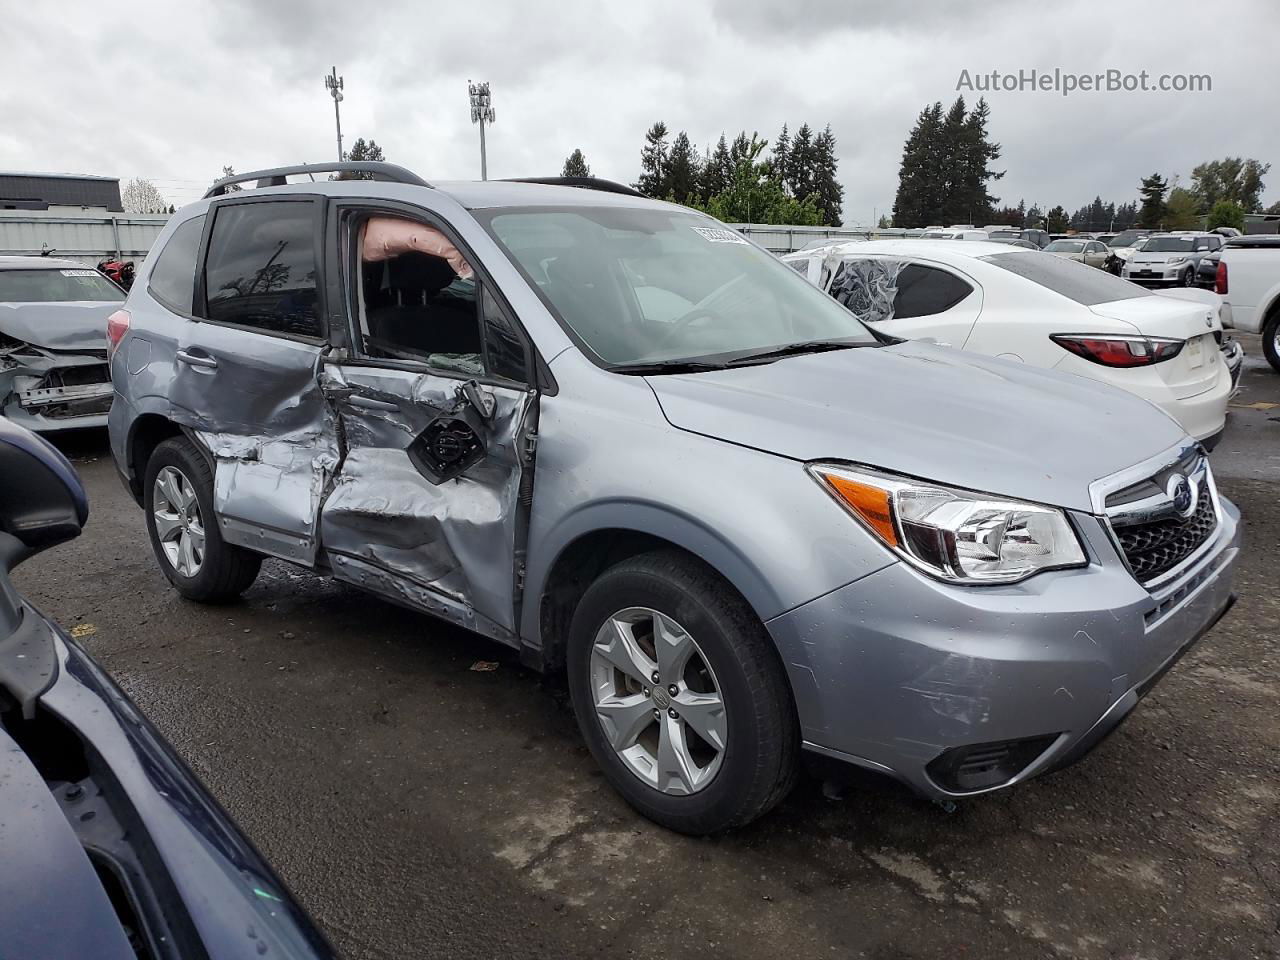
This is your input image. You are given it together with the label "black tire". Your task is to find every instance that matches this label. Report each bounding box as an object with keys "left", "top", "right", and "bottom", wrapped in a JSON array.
[
  {"left": 143, "top": 436, "right": 262, "bottom": 602},
  {"left": 566, "top": 550, "right": 798, "bottom": 834},
  {"left": 1263, "top": 312, "right": 1280, "bottom": 375},
  {"left": 1182, "top": 267, "right": 1196, "bottom": 287}
]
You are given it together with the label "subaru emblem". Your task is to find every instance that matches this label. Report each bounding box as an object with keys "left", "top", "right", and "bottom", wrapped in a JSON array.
[{"left": 1167, "top": 474, "right": 1195, "bottom": 517}]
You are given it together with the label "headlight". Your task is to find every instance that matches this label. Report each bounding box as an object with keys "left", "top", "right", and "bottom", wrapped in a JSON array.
[
  {"left": 808, "top": 464, "right": 1087, "bottom": 584},
  {"left": 1167, "top": 255, "right": 1187, "bottom": 264}
]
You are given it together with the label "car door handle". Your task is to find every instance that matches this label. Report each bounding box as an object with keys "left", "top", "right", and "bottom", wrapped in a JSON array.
[
  {"left": 347, "top": 394, "right": 400, "bottom": 412},
  {"left": 176, "top": 349, "right": 218, "bottom": 369}
]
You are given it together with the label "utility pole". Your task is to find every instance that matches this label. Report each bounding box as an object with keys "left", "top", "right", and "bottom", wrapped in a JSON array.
[
  {"left": 468, "top": 81, "right": 496, "bottom": 180},
  {"left": 324, "top": 66, "right": 345, "bottom": 161}
]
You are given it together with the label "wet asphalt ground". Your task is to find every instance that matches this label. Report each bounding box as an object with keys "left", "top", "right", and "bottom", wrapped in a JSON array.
[{"left": 15, "top": 333, "right": 1280, "bottom": 959}]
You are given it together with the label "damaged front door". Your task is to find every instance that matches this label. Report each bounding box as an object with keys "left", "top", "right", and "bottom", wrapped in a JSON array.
[{"left": 319, "top": 210, "right": 537, "bottom": 642}]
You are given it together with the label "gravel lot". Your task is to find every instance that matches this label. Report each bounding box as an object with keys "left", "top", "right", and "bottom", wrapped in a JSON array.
[{"left": 17, "top": 333, "right": 1280, "bottom": 960}]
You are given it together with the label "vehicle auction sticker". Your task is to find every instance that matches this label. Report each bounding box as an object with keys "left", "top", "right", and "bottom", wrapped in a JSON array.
[
  {"left": 690, "top": 226, "right": 747, "bottom": 244},
  {"left": 60, "top": 269, "right": 100, "bottom": 277}
]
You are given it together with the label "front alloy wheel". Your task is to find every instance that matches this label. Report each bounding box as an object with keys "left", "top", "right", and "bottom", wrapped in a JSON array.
[
  {"left": 153, "top": 465, "right": 204, "bottom": 577},
  {"left": 589, "top": 607, "right": 726, "bottom": 795}
]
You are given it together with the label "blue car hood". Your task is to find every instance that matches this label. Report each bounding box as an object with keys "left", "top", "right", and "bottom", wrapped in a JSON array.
[{"left": 646, "top": 340, "right": 1188, "bottom": 512}]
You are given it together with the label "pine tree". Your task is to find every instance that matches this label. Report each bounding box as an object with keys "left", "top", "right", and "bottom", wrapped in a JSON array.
[
  {"left": 561, "top": 149, "right": 591, "bottom": 178},
  {"left": 635, "top": 122, "right": 670, "bottom": 197},
  {"left": 700, "top": 134, "right": 733, "bottom": 202},
  {"left": 1138, "top": 173, "right": 1169, "bottom": 228},
  {"left": 666, "top": 131, "right": 700, "bottom": 204},
  {"left": 811, "top": 125, "right": 844, "bottom": 226},
  {"left": 339, "top": 138, "right": 385, "bottom": 179},
  {"left": 787, "top": 123, "right": 816, "bottom": 203},
  {"left": 938, "top": 97, "right": 970, "bottom": 224},
  {"left": 770, "top": 124, "right": 791, "bottom": 184},
  {"left": 1046, "top": 205, "right": 1069, "bottom": 233},
  {"left": 893, "top": 102, "right": 945, "bottom": 227},
  {"left": 951, "top": 97, "right": 1002, "bottom": 224}
]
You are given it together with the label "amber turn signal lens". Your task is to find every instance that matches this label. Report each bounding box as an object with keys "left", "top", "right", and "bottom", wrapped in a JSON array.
[{"left": 819, "top": 471, "right": 899, "bottom": 547}]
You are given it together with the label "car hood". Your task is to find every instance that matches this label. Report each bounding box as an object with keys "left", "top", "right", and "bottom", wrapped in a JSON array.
[
  {"left": 646, "top": 341, "right": 1187, "bottom": 512},
  {"left": 0, "top": 302, "right": 114, "bottom": 351},
  {"left": 1048, "top": 251, "right": 1084, "bottom": 260}
]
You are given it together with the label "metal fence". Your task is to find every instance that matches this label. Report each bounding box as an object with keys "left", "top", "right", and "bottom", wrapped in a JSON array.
[
  {"left": 0, "top": 210, "right": 170, "bottom": 266},
  {"left": 730, "top": 223, "right": 920, "bottom": 253}
]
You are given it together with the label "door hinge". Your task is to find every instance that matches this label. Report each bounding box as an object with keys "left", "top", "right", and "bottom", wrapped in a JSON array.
[{"left": 522, "top": 430, "right": 538, "bottom": 462}]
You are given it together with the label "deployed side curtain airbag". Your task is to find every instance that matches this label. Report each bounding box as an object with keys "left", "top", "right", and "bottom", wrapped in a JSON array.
[{"left": 363, "top": 216, "right": 474, "bottom": 279}]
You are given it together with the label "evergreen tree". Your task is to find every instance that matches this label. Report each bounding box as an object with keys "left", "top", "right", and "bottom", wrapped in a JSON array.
[
  {"left": 786, "top": 123, "right": 816, "bottom": 203},
  {"left": 893, "top": 98, "right": 1001, "bottom": 227},
  {"left": 1087, "top": 196, "right": 1106, "bottom": 231},
  {"left": 338, "top": 138, "right": 385, "bottom": 179},
  {"left": 1114, "top": 201, "right": 1138, "bottom": 230},
  {"left": 770, "top": 123, "right": 791, "bottom": 184},
  {"left": 666, "top": 131, "right": 700, "bottom": 205},
  {"left": 892, "top": 101, "right": 945, "bottom": 227},
  {"left": 811, "top": 124, "right": 844, "bottom": 226},
  {"left": 1046, "top": 206, "right": 1069, "bottom": 233},
  {"left": 700, "top": 134, "right": 733, "bottom": 202},
  {"left": 690, "top": 135, "right": 822, "bottom": 226},
  {"left": 635, "top": 122, "right": 671, "bottom": 197},
  {"left": 1137, "top": 173, "right": 1169, "bottom": 228},
  {"left": 561, "top": 149, "right": 591, "bottom": 178}
]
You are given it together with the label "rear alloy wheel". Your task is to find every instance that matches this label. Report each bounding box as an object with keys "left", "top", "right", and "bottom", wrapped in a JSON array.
[
  {"left": 144, "top": 437, "right": 262, "bottom": 602},
  {"left": 567, "top": 550, "right": 798, "bottom": 834},
  {"left": 153, "top": 466, "right": 205, "bottom": 577}
]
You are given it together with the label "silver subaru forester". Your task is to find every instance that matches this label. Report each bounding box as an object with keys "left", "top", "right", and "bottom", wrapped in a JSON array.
[{"left": 107, "top": 162, "right": 1239, "bottom": 833}]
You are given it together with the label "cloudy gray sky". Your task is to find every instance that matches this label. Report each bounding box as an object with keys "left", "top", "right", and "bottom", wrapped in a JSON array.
[{"left": 4, "top": 0, "right": 1277, "bottom": 222}]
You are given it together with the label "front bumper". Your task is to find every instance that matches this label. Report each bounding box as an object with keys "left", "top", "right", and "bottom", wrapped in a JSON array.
[
  {"left": 768, "top": 495, "right": 1240, "bottom": 803},
  {"left": 1124, "top": 263, "right": 1193, "bottom": 284},
  {"left": 1, "top": 352, "right": 112, "bottom": 432}
]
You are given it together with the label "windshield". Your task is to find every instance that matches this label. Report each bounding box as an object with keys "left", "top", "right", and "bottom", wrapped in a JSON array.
[
  {"left": 0, "top": 267, "right": 124, "bottom": 303},
  {"left": 1142, "top": 237, "right": 1195, "bottom": 253},
  {"left": 1045, "top": 240, "right": 1085, "bottom": 253},
  {"left": 1109, "top": 230, "right": 1146, "bottom": 248},
  {"left": 481, "top": 207, "right": 877, "bottom": 367}
]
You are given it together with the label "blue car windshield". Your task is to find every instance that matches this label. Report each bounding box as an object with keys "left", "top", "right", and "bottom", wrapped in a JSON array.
[{"left": 481, "top": 207, "right": 876, "bottom": 366}]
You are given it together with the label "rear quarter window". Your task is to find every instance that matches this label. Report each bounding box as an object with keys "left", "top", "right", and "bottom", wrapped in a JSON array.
[
  {"left": 147, "top": 215, "right": 206, "bottom": 314},
  {"left": 979, "top": 251, "right": 1152, "bottom": 305}
]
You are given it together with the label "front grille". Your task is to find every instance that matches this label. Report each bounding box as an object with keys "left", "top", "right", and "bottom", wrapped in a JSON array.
[{"left": 1115, "top": 492, "right": 1217, "bottom": 584}]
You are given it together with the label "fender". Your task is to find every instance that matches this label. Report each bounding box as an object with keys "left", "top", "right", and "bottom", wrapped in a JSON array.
[{"left": 522, "top": 500, "right": 786, "bottom": 646}]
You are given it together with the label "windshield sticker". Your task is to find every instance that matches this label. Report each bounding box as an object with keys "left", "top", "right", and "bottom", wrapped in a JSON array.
[
  {"left": 690, "top": 226, "right": 747, "bottom": 245},
  {"left": 59, "top": 269, "right": 100, "bottom": 277}
]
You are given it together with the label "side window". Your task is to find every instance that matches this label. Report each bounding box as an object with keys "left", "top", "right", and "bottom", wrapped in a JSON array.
[
  {"left": 204, "top": 201, "right": 321, "bottom": 338},
  {"left": 828, "top": 258, "right": 901, "bottom": 323},
  {"left": 1208, "top": 236, "right": 1222, "bottom": 251},
  {"left": 148, "top": 214, "right": 206, "bottom": 314},
  {"left": 892, "top": 264, "right": 974, "bottom": 319},
  {"left": 356, "top": 215, "right": 490, "bottom": 379},
  {"left": 481, "top": 286, "right": 529, "bottom": 383}
]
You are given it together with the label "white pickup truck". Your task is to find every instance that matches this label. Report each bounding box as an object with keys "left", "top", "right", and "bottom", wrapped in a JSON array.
[{"left": 1217, "top": 235, "right": 1280, "bottom": 371}]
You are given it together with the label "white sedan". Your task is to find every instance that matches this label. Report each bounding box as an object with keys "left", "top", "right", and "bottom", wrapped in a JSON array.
[{"left": 781, "top": 240, "right": 1233, "bottom": 446}]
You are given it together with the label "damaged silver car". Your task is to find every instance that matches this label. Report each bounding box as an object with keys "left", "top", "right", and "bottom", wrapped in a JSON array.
[
  {"left": 109, "top": 163, "right": 1239, "bottom": 834},
  {"left": 1, "top": 256, "right": 121, "bottom": 430}
]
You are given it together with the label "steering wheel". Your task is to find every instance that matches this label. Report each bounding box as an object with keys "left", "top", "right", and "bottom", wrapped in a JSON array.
[{"left": 650, "top": 306, "right": 723, "bottom": 353}]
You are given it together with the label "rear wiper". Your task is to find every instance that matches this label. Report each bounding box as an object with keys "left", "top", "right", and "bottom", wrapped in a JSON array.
[
  {"left": 609, "top": 360, "right": 730, "bottom": 376},
  {"left": 724, "top": 339, "right": 868, "bottom": 366}
]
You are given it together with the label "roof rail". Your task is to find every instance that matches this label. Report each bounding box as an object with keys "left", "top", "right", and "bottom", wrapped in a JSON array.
[
  {"left": 204, "top": 162, "right": 431, "bottom": 198},
  {"left": 501, "top": 176, "right": 647, "bottom": 199}
]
